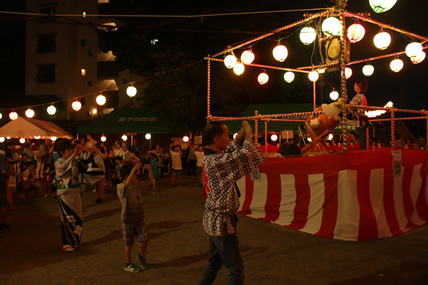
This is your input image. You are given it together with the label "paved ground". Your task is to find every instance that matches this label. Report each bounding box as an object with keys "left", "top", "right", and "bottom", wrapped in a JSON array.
[{"left": 1, "top": 173, "right": 428, "bottom": 285}]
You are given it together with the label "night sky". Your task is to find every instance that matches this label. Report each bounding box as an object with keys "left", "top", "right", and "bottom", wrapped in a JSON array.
[{"left": 0, "top": 0, "right": 427, "bottom": 112}]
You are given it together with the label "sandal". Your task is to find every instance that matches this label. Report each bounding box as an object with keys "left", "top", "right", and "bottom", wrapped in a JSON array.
[{"left": 62, "top": 245, "right": 75, "bottom": 252}]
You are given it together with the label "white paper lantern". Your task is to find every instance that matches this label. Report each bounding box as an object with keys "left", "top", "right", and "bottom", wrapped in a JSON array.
[
  {"left": 308, "top": 71, "right": 319, "bottom": 82},
  {"left": 126, "top": 86, "right": 137, "bottom": 97},
  {"left": 0, "top": 113, "right": 2, "bottom": 119},
  {"left": 322, "top": 17, "right": 342, "bottom": 37},
  {"left": 299, "top": 27, "right": 316, "bottom": 45},
  {"left": 411, "top": 51, "right": 426, "bottom": 64},
  {"left": 240, "top": 50, "right": 255, "bottom": 65},
  {"left": 145, "top": 133, "right": 151, "bottom": 140},
  {"left": 273, "top": 45, "right": 288, "bottom": 62},
  {"left": 373, "top": 31, "right": 391, "bottom": 50},
  {"left": 19, "top": 138, "right": 26, "bottom": 144},
  {"left": 344, "top": 67, "right": 352, "bottom": 79},
  {"left": 0, "top": 137, "right": 5, "bottom": 143},
  {"left": 25, "top": 109, "right": 35, "bottom": 118},
  {"left": 96, "top": 94, "right": 106, "bottom": 106},
  {"left": 369, "top": 0, "right": 397, "bottom": 13},
  {"left": 257, "top": 72, "right": 269, "bottom": 85},
  {"left": 347, "top": 23, "right": 365, "bottom": 43},
  {"left": 183, "top": 135, "right": 189, "bottom": 142},
  {"left": 224, "top": 54, "right": 237, "bottom": 69},
  {"left": 47, "top": 105, "right": 56, "bottom": 115},
  {"left": 233, "top": 62, "right": 245, "bottom": 75},
  {"left": 72, "top": 100, "right": 82, "bottom": 111},
  {"left": 101, "top": 135, "right": 107, "bottom": 142},
  {"left": 330, "top": 91, "right": 339, "bottom": 100},
  {"left": 9, "top": 111, "right": 18, "bottom": 120},
  {"left": 121, "top": 134, "right": 128, "bottom": 141},
  {"left": 405, "top": 42, "right": 423, "bottom": 58},
  {"left": 271, "top": 134, "right": 278, "bottom": 142},
  {"left": 283, "top": 71, "right": 295, "bottom": 83},
  {"left": 362, "top": 64, "right": 375, "bottom": 76},
  {"left": 390, "top": 58, "right": 403, "bottom": 72},
  {"left": 51, "top": 136, "right": 57, "bottom": 141}
]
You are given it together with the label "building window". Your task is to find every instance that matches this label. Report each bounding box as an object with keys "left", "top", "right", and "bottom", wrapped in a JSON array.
[
  {"left": 36, "top": 65, "right": 55, "bottom": 83},
  {"left": 38, "top": 7, "right": 57, "bottom": 23},
  {"left": 81, "top": 69, "right": 86, "bottom": 76},
  {"left": 37, "top": 35, "right": 56, "bottom": 53}
]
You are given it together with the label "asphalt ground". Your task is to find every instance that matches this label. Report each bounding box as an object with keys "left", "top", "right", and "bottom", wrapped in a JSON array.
[{"left": 1, "top": 172, "right": 428, "bottom": 285}]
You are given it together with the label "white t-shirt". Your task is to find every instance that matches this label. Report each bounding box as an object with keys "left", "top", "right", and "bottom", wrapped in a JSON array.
[
  {"left": 195, "top": 151, "right": 204, "bottom": 167},
  {"left": 170, "top": 150, "right": 182, "bottom": 170}
]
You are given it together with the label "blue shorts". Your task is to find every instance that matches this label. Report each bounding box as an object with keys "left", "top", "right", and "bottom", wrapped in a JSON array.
[
  {"left": 171, "top": 169, "right": 182, "bottom": 174},
  {"left": 121, "top": 220, "right": 149, "bottom": 245}
]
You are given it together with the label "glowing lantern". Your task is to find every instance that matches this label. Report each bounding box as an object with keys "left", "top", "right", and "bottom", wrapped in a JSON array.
[
  {"left": 35, "top": 136, "right": 40, "bottom": 139},
  {"left": 126, "top": 86, "right": 137, "bottom": 97},
  {"left": 373, "top": 31, "right": 391, "bottom": 50},
  {"left": 344, "top": 67, "right": 352, "bottom": 79},
  {"left": 321, "top": 17, "right": 342, "bottom": 37},
  {"left": 19, "top": 138, "right": 25, "bottom": 144},
  {"left": 299, "top": 27, "right": 316, "bottom": 45},
  {"left": 145, "top": 133, "right": 151, "bottom": 140},
  {"left": 224, "top": 54, "right": 237, "bottom": 69},
  {"left": 233, "top": 62, "right": 245, "bottom": 75},
  {"left": 271, "top": 134, "right": 278, "bottom": 142},
  {"left": 9, "top": 111, "right": 18, "bottom": 120},
  {"left": 307, "top": 137, "right": 312, "bottom": 142},
  {"left": 308, "top": 71, "right": 319, "bottom": 82},
  {"left": 411, "top": 52, "right": 426, "bottom": 64},
  {"left": 233, "top": 133, "right": 238, "bottom": 139},
  {"left": 385, "top": 101, "right": 393, "bottom": 108},
  {"left": 240, "top": 50, "right": 255, "bottom": 65},
  {"left": 369, "top": 0, "right": 397, "bottom": 13},
  {"left": 183, "top": 135, "right": 189, "bottom": 142},
  {"left": 25, "top": 109, "right": 35, "bottom": 118},
  {"left": 284, "top": 71, "right": 295, "bottom": 83},
  {"left": 121, "top": 134, "right": 128, "bottom": 141},
  {"left": 318, "top": 68, "right": 326, "bottom": 74},
  {"left": 390, "top": 58, "right": 403, "bottom": 72},
  {"left": 362, "top": 64, "right": 375, "bottom": 76},
  {"left": 405, "top": 42, "right": 423, "bottom": 58},
  {"left": 96, "top": 94, "right": 106, "bottom": 105},
  {"left": 51, "top": 136, "right": 57, "bottom": 141},
  {"left": 47, "top": 105, "right": 56, "bottom": 115},
  {"left": 347, "top": 23, "right": 365, "bottom": 43},
  {"left": 257, "top": 72, "right": 269, "bottom": 85},
  {"left": 328, "top": 133, "right": 333, "bottom": 140},
  {"left": 0, "top": 113, "right": 2, "bottom": 119},
  {"left": 72, "top": 100, "right": 82, "bottom": 111},
  {"left": 0, "top": 137, "right": 4, "bottom": 143},
  {"left": 273, "top": 44, "right": 288, "bottom": 62},
  {"left": 330, "top": 90, "right": 339, "bottom": 100},
  {"left": 101, "top": 135, "right": 107, "bottom": 142}
]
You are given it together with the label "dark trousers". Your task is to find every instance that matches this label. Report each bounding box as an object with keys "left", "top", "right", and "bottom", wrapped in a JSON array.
[
  {"left": 357, "top": 127, "right": 367, "bottom": 150},
  {"left": 199, "top": 233, "right": 244, "bottom": 285},
  {"left": 187, "top": 159, "right": 197, "bottom": 175}
]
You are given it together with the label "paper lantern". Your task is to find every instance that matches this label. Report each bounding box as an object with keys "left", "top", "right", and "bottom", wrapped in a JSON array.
[
  {"left": 347, "top": 23, "right": 365, "bottom": 43},
  {"left": 344, "top": 67, "right": 352, "bottom": 79},
  {"left": 240, "top": 50, "right": 255, "bottom": 65},
  {"left": 362, "top": 64, "right": 375, "bottom": 76},
  {"left": 373, "top": 31, "right": 391, "bottom": 50},
  {"left": 0, "top": 137, "right": 4, "bottom": 143},
  {"left": 233, "top": 133, "right": 238, "bottom": 139},
  {"left": 322, "top": 17, "right": 342, "bottom": 37},
  {"left": 25, "top": 109, "right": 35, "bottom": 118},
  {"left": 126, "top": 86, "right": 137, "bottom": 97},
  {"left": 390, "top": 58, "right": 403, "bottom": 72},
  {"left": 330, "top": 90, "right": 339, "bottom": 100},
  {"left": 9, "top": 111, "right": 18, "bottom": 120},
  {"left": 72, "top": 100, "right": 82, "bottom": 111},
  {"left": 273, "top": 45, "right": 288, "bottom": 62},
  {"left": 405, "top": 42, "right": 423, "bottom": 58},
  {"left": 299, "top": 27, "right": 316, "bottom": 45},
  {"left": 0, "top": 113, "right": 2, "bottom": 119},
  {"left": 369, "top": 0, "right": 397, "bottom": 13},
  {"left": 47, "top": 105, "right": 56, "bottom": 115},
  {"left": 19, "top": 138, "right": 26, "bottom": 144},
  {"left": 121, "top": 134, "right": 128, "bottom": 141},
  {"left": 257, "top": 72, "right": 269, "bottom": 85},
  {"left": 51, "top": 136, "right": 57, "bottom": 141},
  {"left": 145, "top": 133, "right": 151, "bottom": 140},
  {"left": 233, "top": 62, "right": 245, "bottom": 75},
  {"left": 411, "top": 52, "right": 426, "bottom": 64},
  {"left": 308, "top": 71, "right": 319, "bottom": 82},
  {"left": 224, "top": 54, "right": 237, "bottom": 69},
  {"left": 96, "top": 94, "right": 106, "bottom": 105},
  {"left": 283, "top": 71, "right": 295, "bottom": 83},
  {"left": 271, "top": 134, "right": 278, "bottom": 142},
  {"left": 101, "top": 135, "right": 107, "bottom": 142},
  {"left": 183, "top": 135, "right": 189, "bottom": 142}
]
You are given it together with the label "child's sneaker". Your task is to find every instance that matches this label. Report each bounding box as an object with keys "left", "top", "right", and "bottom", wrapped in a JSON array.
[
  {"left": 124, "top": 263, "right": 142, "bottom": 273},
  {"left": 136, "top": 254, "right": 148, "bottom": 270}
]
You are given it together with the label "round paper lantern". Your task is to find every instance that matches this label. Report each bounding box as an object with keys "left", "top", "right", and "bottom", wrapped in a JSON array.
[
  {"left": 233, "top": 133, "right": 238, "bottom": 139},
  {"left": 257, "top": 72, "right": 269, "bottom": 85},
  {"left": 385, "top": 101, "right": 393, "bottom": 108},
  {"left": 405, "top": 42, "right": 423, "bottom": 58},
  {"left": 240, "top": 50, "right": 255, "bottom": 65},
  {"left": 344, "top": 67, "right": 352, "bottom": 79},
  {"left": 126, "top": 86, "right": 137, "bottom": 97},
  {"left": 369, "top": 0, "right": 397, "bottom": 13},
  {"left": 373, "top": 31, "right": 391, "bottom": 50},
  {"left": 347, "top": 23, "right": 365, "bottom": 43},
  {"left": 224, "top": 54, "right": 237, "bottom": 69},
  {"left": 299, "top": 26, "right": 316, "bottom": 45},
  {"left": 0, "top": 137, "right": 5, "bottom": 143},
  {"left": 183, "top": 135, "right": 189, "bottom": 142},
  {"left": 390, "top": 58, "right": 403, "bottom": 72},
  {"left": 25, "top": 108, "right": 35, "bottom": 118},
  {"left": 19, "top": 138, "right": 26, "bottom": 144},
  {"left": 47, "top": 105, "right": 56, "bottom": 115},
  {"left": 362, "top": 64, "right": 375, "bottom": 76},
  {"left": 233, "top": 62, "right": 245, "bottom": 75},
  {"left": 322, "top": 17, "right": 342, "bottom": 37},
  {"left": 9, "top": 111, "right": 18, "bottom": 120},
  {"left": 271, "top": 134, "right": 278, "bottom": 142},
  {"left": 121, "top": 134, "right": 128, "bottom": 141},
  {"left": 411, "top": 51, "right": 426, "bottom": 64},
  {"left": 0, "top": 113, "right": 2, "bottom": 119},
  {"left": 72, "top": 100, "right": 82, "bottom": 111},
  {"left": 145, "top": 133, "right": 151, "bottom": 140},
  {"left": 51, "top": 136, "right": 57, "bottom": 141},
  {"left": 308, "top": 71, "right": 319, "bottom": 82},
  {"left": 283, "top": 71, "right": 295, "bottom": 83},
  {"left": 100, "top": 135, "right": 107, "bottom": 142},
  {"left": 330, "top": 90, "right": 339, "bottom": 100},
  {"left": 96, "top": 94, "right": 106, "bottom": 105},
  {"left": 273, "top": 45, "right": 288, "bottom": 62}
]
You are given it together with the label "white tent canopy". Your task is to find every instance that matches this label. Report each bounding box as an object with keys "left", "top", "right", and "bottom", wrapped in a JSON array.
[{"left": 0, "top": 117, "right": 72, "bottom": 139}]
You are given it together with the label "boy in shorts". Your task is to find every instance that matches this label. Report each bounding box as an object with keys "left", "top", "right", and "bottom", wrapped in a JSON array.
[{"left": 117, "top": 162, "right": 153, "bottom": 273}]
